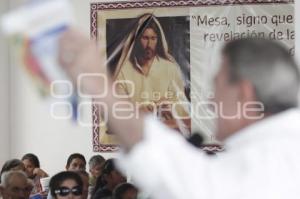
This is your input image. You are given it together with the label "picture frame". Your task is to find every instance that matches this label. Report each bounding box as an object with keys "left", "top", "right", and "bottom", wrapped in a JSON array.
[{"left": 91, "top": 0, "right": 294, "bottom": 152}]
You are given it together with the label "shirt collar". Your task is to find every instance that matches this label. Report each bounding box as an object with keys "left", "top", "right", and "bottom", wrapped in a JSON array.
[
  {"left": 133, "top": 56, "right": 159, "bottom": 75},
  {"left": 224, "top": 108, "right": 300, "bottom": 150}
]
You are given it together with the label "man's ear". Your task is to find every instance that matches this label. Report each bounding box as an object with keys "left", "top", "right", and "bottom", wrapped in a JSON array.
[
  {"left": 238, "top": 79, "right": 264, "bottom": 121},
  {"left": 238, "top": 79, "right": 257, "bottom": 102}
]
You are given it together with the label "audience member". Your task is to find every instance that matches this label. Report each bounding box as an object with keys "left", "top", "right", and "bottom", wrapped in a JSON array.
[
  {"left": 88, "top": 155, "right": 105, "bottom": 188},
  {"left": 0, "top": 171, "right": 33, "bottom": 199},
  {"left": 46, "top": 153, "right": 87, "bottom": 199},
  {"left": 22, "top": 154, "right": 48, "bottom": 179},
  {"left": 49, "top": 171, "right": 82, "bottom": 199},
  {"left": 112, "top": 183, "right": 137, "bottom": 199},
  {"left": 65, "top": 154, "right": 86, "bottom": 171},
  {"left": 0, "top": 160, "right": 25, "bottom": 183},
  {"left": 74, "top": 171, "right": 89, "bottom": 199},
  {"left": 22, "top": 154, "right": 48, "bottom": 195},
  {"left": 92, "top": 159, "right": 126, "bottom": 199}
]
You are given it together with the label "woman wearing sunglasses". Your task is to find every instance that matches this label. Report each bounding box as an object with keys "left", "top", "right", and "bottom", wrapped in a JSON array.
[{"left": 49, "top": 171, "right": 83, "bottom": 199}]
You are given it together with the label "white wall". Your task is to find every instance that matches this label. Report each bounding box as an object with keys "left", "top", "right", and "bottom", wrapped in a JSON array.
[
  {"left": 0, "top": 0, "right": 10, "bottom": 167},
  {"left": 296, "top": 0, "right": 300, "bottom": 63}
]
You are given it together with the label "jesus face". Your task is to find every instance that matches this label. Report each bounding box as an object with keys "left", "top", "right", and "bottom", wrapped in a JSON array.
[{"left": 139, "top": 27, "right": 158, "bottom": 60}]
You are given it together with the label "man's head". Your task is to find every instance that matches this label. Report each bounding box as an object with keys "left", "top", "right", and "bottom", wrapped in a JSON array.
[
  {"left": 88, "top": 155, "right": 105, "bottom": 179},
  {"left": 139, "top": 27, "right": 158, "bottom": 60},
  {"left": 214, "top": 38, "right": 300, "bottom": 140},
  {"left": 1, "top": 160, "right": 25, "bottom": 184},
  {"left": 112, "top": 183, "right": 137, "bottom": 199},
  {"left": 102, "top": 159, "right": 126, "bottom": 191},
  {"left": 131, "top": 15, "right": 168, "bottom": 62},
  {"left": 66, "top": 153, "right": 86, "bottom": 171},
  {"left": 0, "top": 171, "right": 33, "bottom": 199}
]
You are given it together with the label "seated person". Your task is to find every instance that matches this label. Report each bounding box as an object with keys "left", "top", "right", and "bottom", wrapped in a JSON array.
[
  {"left": 88, "top": 155, "right": 105, "bottom": 188},
  {"left": 65, "top": 154, "right": 86, "bottom": 171},
  {"left": 49, "top": 171, "right": 83, "bottom": 199},
  {"left": 0, "top": 159, "right": 25, "bottom": 183},
  {"left": 0, "top": 170, "right": 33, "bottom": 199},
  {"left": 46, "top": 153, "right": 87, "bottom": 199},
  {"left": 74, "top": 171, "right": 89, "bottom": 199},
  {"left": 112, "top": 183, "right": 137, "bottom": 199},
  {"left": 92, "top": 159, "right": 126, "bottom": 199},
  {"left": 22, "top": 153, "right": 48, "bottom": 195}
]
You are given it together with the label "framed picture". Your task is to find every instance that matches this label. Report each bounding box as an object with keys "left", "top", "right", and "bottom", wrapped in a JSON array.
[{"left": 91, "top": 0, "right": 294, "bottom": 152}]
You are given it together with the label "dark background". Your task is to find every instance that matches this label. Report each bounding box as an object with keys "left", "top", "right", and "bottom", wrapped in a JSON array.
[{"left": 106, "top": 16, "right": 190, "bottom": 86}]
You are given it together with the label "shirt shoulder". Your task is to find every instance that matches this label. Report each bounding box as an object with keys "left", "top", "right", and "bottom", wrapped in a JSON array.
[{"left": 93, "top": 188, "right": 112, "bottom": 199}]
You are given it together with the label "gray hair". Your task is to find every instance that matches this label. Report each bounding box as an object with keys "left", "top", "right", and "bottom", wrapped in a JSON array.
[
  {"left": 88, "top": 155, "right": 105, "bottom": 169},
  {"left": 0, "top": 170, "right": 28, "bottom": 187},
  {"left": 223, "top": 38, "right": 300, "bottom": 114}
]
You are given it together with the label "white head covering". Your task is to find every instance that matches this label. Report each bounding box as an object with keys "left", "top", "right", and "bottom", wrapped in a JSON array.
[{"left": 112, "top": 13, "right": 175, "bottom": 80}]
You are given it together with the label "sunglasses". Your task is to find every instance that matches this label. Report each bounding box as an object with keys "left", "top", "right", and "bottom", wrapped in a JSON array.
[{"left": 54, "top": 186, "right": 82, "bottom": 197}]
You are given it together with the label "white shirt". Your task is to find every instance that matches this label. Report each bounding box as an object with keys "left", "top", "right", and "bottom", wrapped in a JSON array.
[{"left": 117, "top": 109, "right": 300, "bottom": 199}]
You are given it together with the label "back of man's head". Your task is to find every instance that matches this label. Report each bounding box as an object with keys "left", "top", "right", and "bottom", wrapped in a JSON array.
[
  {"left": 0, "top": 171, "right": 32, "bottom": 199},
  {"left": 1, "top": 171, "right": 25, "bottom": 186},
  {"left": 0, "top": 159, "right": 24, "bottom": 183},
  {"left": 223, "top": 38, "right": 300, "bottom": 114},
  {"left": 112, "top": 183, "right": 137, "bottom": 199}
]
